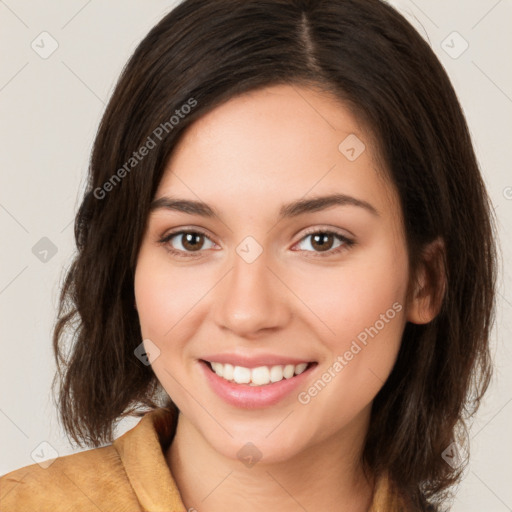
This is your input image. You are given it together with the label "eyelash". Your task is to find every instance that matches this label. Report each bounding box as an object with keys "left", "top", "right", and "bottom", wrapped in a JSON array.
[{"left": 158, "top": 227, "right": 355, "bottom": 259}]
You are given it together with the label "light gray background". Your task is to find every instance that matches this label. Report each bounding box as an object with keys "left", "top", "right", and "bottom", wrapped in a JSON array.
[{"left": 0, "top": 1, "right": 511, "bottom": 510}]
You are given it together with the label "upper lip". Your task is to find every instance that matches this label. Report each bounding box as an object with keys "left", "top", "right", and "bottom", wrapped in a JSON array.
[{"left": 201, "top": 353, "right": 315, "bottom": 369}]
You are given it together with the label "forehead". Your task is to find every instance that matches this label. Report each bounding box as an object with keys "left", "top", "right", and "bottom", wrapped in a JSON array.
[{"left": 154, "top": 84, "right": 398, "bottom": 223}]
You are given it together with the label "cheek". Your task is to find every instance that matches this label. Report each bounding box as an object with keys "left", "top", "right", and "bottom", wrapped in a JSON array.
[
  {"left": 134, "top": 260, "right": 170, "bottom": 338},
  {"left": 292, "top": 238, "right": 409, "bottom": 350},
  {"left": 292, "top": 237, "right": 408, "bottom": 411},
  {"left": 133, "top": 252, "right": 203, "bottom": 405},
  {"left": 298, "top": 241, "right": 408, "bottom": 415},
  {"left": 134, "top": 251, "right": 209, "bottom": 339}
]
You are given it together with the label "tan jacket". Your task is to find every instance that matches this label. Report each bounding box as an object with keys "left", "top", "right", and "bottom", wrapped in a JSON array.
[{"left": 0, "top": 407, "right": 410, "bottom": 511}]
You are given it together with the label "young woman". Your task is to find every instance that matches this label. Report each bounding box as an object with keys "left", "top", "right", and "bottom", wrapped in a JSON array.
[{"left": 0, "top": 0, "right": 497, "bottom": 511}]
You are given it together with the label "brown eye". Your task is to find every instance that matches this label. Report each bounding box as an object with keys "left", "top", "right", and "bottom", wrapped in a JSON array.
[
  {"left": 159, "top": 230, "right": 216, "bottom": 257},
  {"left": 295, "top": 229, "right": 355, "bottom": 257},
  {"left": 180, "top": 232, "right": 206, "bottom": 252},
  {"left": 309, "top": 232, "right": 336, "bottom": 252}
]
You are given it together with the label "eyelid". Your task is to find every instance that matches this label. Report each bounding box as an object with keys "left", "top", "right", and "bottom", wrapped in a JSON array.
[
  {"left": 158, "top": 225, "right": 355, "bottom": 258},
  {"left": 296, "top": 225, "right": 354, "bottom": 243},
  {"left": 158, "top": 226, "right": 217, "bottom": 254},
  {"left": 161, "top": 226, "right": 213, "bottom": 241},
  {"left": 291, "top": 227, "right": 355, "bottom": 257}
]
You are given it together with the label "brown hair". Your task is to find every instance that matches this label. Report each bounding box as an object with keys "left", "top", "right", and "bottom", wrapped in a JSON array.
[{"left": 51, "top": 0, "right": 498, "bottom": 509}]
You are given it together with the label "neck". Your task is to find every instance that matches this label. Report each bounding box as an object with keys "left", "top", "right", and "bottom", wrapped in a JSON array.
[{"left": 166, "top": 409, "right": 375, "bottom": 512}]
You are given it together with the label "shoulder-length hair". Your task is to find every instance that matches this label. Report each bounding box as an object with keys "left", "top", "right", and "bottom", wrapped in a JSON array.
[{"left": 52, "top": 0, "right": 498, "bottom": 509}]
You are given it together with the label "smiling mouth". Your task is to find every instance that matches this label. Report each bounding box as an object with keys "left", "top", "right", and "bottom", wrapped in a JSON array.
[{"left": 201, "top": 360, "right": 317, "bottom": 386}]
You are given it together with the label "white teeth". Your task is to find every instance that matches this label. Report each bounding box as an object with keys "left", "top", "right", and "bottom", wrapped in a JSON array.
[
  {"left": 251, "top": 366, "right": 270, "bottom": 385},
  {"left": 269, "top": 365, "right": 283, "bottom": 382},
  {"left": 233, "top": 366, "right": 251, "bottom": 384},
  {"left": 295, "top": 363, "right": 308, "bottom": 375},
  {"left": 223, "top": 363, "right": 234, "bottom": 381},
  {"left": 208, "top": 361, "right": 311, "bottom": 386},
  {"left": 283, "top": 364, "right": 295, "bottom": 379},
  {"left": 211, "top": 362, "right": 223, "bottom": 377}
]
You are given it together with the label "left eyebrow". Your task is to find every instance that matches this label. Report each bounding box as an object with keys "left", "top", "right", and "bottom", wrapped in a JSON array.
[
  {"left": 149, "top": 192, "right": 380, "bottom": 219},
  {"left": 278, "top": 193, "right": 379, "bottom": 218}
]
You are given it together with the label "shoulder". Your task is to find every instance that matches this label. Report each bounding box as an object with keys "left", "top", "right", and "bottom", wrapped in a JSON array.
[{"left": 0, "top": 444, "right": 140, "bottom": 511}]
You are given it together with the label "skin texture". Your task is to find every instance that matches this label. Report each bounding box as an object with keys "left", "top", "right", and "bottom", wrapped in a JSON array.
[{"left": 134, "top": 84, "right": 440, "bottom": 511}]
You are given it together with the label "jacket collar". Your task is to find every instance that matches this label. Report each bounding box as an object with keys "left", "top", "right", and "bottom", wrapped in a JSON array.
[{"left": 113, "top": 407, "right": 183, "bottom": 510}]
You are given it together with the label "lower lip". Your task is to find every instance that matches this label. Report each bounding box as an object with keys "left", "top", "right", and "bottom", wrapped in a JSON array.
[{"left": 199, "top": 360, "right": 316, "bottom": 409}]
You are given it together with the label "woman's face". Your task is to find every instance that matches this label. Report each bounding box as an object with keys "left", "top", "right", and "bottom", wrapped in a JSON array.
[{"left": 134, "top": 84, "right": 416, "bottom": 464}]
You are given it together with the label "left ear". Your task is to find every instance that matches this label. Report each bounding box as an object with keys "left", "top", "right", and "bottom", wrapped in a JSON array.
[{"left": 406, "top": 237, "right": 447, "bottom": 325}]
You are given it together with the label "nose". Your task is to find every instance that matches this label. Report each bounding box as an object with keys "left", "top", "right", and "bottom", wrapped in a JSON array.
[{"left": 212, "top": 248, "right": 291, "bottom": 338}]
